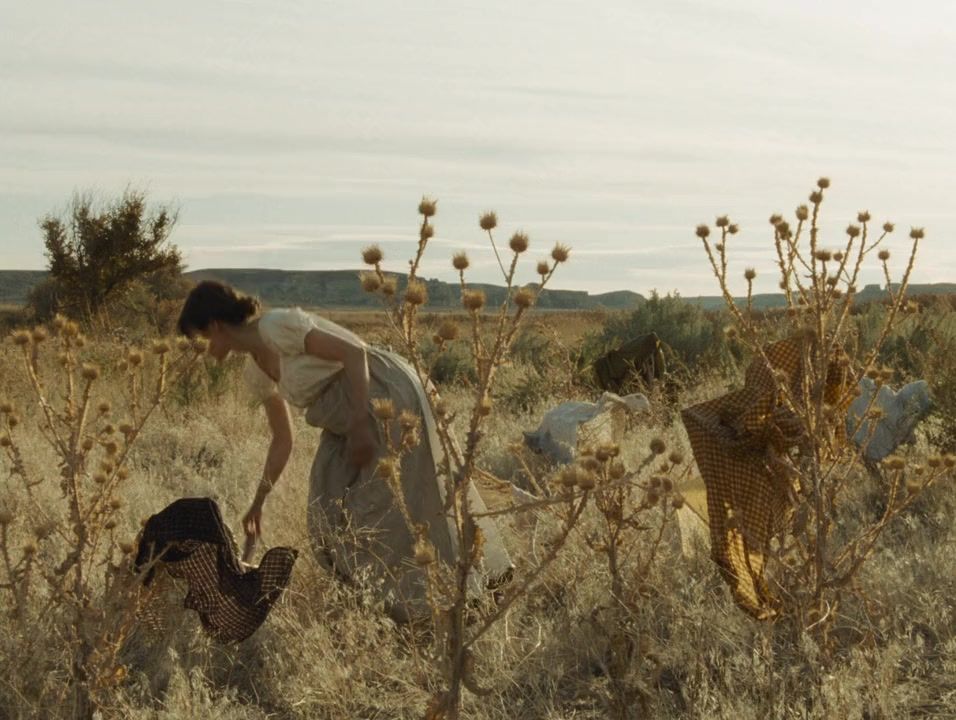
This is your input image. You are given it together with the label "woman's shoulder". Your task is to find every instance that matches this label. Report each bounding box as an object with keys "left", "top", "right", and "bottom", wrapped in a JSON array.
[{"left": 257, "top": 307, "right": 317, "bottom": 355}]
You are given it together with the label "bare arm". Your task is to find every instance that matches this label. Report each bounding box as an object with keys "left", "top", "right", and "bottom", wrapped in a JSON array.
[
  {"left": 243, "top": 393, "right": 293, "bottom": 547},
  {"left": 255, "top": 393, "right": 293, "bottom": 502}
]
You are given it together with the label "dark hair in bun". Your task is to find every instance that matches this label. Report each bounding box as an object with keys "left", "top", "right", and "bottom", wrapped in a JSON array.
[{"left": 177, "top": 280, "right": 260, "bottom": 335}]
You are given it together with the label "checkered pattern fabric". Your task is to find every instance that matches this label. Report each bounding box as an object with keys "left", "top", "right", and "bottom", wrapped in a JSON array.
[
  {"left": 135, "top": 498, "right": 297, "bottom": 643},
  {"left": 681, "top": 334, "right": 849, "bottom": 618}
]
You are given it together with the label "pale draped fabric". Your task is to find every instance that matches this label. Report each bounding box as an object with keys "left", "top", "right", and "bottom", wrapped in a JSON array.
[{"left": 244, "top": 308, "right": 512, "bottom": 621}]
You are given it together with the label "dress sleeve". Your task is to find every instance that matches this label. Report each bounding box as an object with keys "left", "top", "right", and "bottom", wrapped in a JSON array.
[
  {"left": 243, "top": 358, "right": 278, "bottom": 403},
  {"left": 259, "top": 308, "right": 318, "bottom": 356}
]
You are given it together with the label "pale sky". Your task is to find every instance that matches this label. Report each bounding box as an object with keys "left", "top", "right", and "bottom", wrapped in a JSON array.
[{"left": 1, "top": 0, "right": 954, "bottom": 295}]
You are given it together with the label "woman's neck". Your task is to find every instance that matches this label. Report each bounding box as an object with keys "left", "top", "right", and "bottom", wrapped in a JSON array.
[{"left": 225, "top": 319, "right": 266, "bottom": 355}]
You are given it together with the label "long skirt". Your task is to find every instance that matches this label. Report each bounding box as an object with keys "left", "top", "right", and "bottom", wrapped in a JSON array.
[{"left": 304, "top": 347, "right": 512, "bottom": 621}]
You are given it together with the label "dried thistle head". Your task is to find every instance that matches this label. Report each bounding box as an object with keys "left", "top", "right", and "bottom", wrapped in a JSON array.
[
  {"left": 796, "top": 205, "right": 809, "bottom": 221},
  {"left": 372, "top": 398, "right": 395, "bottom": 421},
  {"left": 509, "top": 232, "right": 529, "bottom": 253},
  {"left": 728, "top": 223, "right": 739, "bottom": 235},
  {"left": 81, "top": 364, "right": 101, "bottom": 381},
  {"left": 31, "top": 327, "right": 47, "bottom": 343},
  {"left": 437, "top": 321, "right": 459, "bottom": 342},
  {"left": 452, "top": 252, "right": 470, "bottom": 271},
  {"left": 883, "top": 455, "right": 906, "bottom": 471},
  {"left": 878, "top": 249, "right": 890, "bottom": 262},
  {"left": 715, "top": 215, "right": 730, "bottom": 228},
  {"left": 127, "top": 350, "right": 143, "bottom": 367},
  {"left": 649, "top": 437, "right": 666, "bottom": 455},
  {"left": 817, "top": 177, "right": 830, "bottom": 189},
  {"left": 809, "top": 190, "right": 823, "bottom": 204},
  {"left": 769, "top": 214, "right": 783, "bottom": 226},
  {"left": 361, "top": 245, "right": 384, "bottom": 266},
  {"left": 360, "top": 272, "right": 382, "bottom": 293},
  {"left": 462, "top": 289, "right": 486, "bottom": 312},
  {"left": 420, "top": 224, "right": 435, "bottom": 241},
  {"left": 381, "top": 277, "right": 398, "bottom": 297},
  {"left": 536, "top": 260, "right": 550, "bottom": 276},
  {"left": 479, "top": 212, "right": 498, "bottom": 231},
  {"left": 882, "top": 222, "right": 895, "bottom": 233},
  {"left": 11, "top": 330, "right": 30, "bottom": 347},
  {"left": 845, "top": 225, "right": 860, "bottom": 238},
  {"left": 513, "top": 287, "right": 534, "bottom": 309},
  {"left": 668, "top": 450, "right": 684, "bottom": 465},
  {"left": 551, "top": 243, "right": 570, "bottom": 263},
  {"left": 744, "top": 268, "right": 757, "bottom": 281},
  {"left": 695, "top": 224, "right": 710, "bottom": 239},
  {"left": 0, "top": 508, "right": 14, "bottom": 525},
  {"left": 418, "top": 196, "right": 437, "bottom": 217},
  {"left": 404, "top": 281, "right": 427, "bottom": 306},
  {"left": 814, "top": 250, "right": 833, "bottom": 262},
  {"left": 857, "top": 210, "right": 871, "bottom": 223},
  {"left": 910, "top": 227, "right": 925, "bottom": 240},
  {"left": 151, "top": 340, "right": 170, "bottom": 355}
]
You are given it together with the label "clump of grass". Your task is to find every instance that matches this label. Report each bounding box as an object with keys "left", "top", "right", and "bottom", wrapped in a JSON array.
[{"left": 0, "top": 318, "right": 203, "bottom": 718}]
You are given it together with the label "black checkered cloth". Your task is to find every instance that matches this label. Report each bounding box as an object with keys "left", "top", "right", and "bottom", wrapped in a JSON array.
[{"left": 135, "top": 497, "right": 298, "bottom": 643}]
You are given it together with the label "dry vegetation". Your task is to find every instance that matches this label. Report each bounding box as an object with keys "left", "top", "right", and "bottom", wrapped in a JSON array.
[{"left": 2, "top": 185, "right": 956, "bottom": 719}]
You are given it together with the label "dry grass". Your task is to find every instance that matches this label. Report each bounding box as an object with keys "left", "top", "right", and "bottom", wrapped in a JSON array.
[{"left": 1, "top": 304, "right": 953, "bottom": 719}]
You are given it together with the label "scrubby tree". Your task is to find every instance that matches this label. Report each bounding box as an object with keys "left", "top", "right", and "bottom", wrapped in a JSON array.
[{"left": 36, "top": 189, "right": 182, "bottom": 325}]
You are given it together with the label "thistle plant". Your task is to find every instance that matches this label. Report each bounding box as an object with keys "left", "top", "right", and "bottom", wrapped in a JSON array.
[
  {"left": 693, "top": 178, "right": 951, "bottom": 651},
  {"left": 360, "top": 197, "right": 580, "bottom": 719},
  {"left": 0, "top": 318, "right": 203, "bottom": 718}
]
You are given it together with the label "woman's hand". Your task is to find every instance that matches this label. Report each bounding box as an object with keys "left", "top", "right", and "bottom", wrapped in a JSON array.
[
  {"left": 347, "top": 420, "right": 376, "bottom": 468},
  {"left": 242, "top": 497, "right": 264, "bottom": 562}
]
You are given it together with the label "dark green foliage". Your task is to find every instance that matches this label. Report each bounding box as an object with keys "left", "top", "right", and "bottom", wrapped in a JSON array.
[{"left": 36, "top": 190, "right": 182, "bottom": 323}]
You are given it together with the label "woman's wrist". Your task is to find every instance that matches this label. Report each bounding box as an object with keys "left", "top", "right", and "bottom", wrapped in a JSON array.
[{"left": 254, "top": 477, "right": 273, "bottom": 505}]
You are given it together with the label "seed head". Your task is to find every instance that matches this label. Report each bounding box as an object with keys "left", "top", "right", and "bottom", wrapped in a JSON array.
[
  {"left": 649, "top": 437, "right": 667, "bottom": 455},
  {"left": 81, "top": 437, "right": 94, "bottom": 452},
  {"left": 551, "top": 243, "right": 570, "bottom": 263},
  {"left": 119, "top": 541, "right": 134, "bottom": 555},
  {"left": 883, "top": 455, "right": 905, "bottom": 471},
  {"left": 833, "top": 251, "right": 844, "bottom": 262},
  {"left": 845, "top": 225, "right": 860, "bottom": 238},
  {"left": 878, "top": 249, "right": 890, "bottom": 262},
  {"left": 7, "top": 415, "right": 18, "bottom": 429},
  {"left": 668, "top": 451, "right": 684, "bottom": 465},
  {"left": 375, "top": 457, "right": 398, "bottom": 481},
  {"left": 119, "top": 422, "right": 134, "bottom": 436},
  {"left": 645, "top": 490, "right": 660, "bottom": 506},
  {"left": 420, "top": 223, "right": 434, "bottom": 241},
  {"left": 34, "top": 521, "right": 55, "bottom": 540},
  {"left": 817, "top": 177, "right": 830, "bottom": 189},
  {"left": 478, "top": 395, "right": 492, "bottom": 417},
  {"left": 857, "top": 211, "right": 871, "bottom": 223},
  {"left": 809, "top": 191, "right": 823, "bottom": 204},
  {"left": 671, "top": 496, "right": 685, "bottom": 510},
  {"left": 452, "top": 252, "right": 470, "bottom": 271},
  {"left": 23, "top": 543, "right": 36, "bottom": 556},
  {"left": 776, "top": 221, "right": 791, "bottom": 236},
  {"left": 769, "top": 214, "right": 783, "bottom": 226},
  {"left": 513, "top": 287, "right": 534, "bottom": 309},
  {"left": 608, "top": 460, "right": 626, "bottom": 480},
  {"left": 31, "top": 327, "right": 47, "bottom": 343},
  {"left": 361, "top": 245, "right": 384, "bottom": 266},
  {"left": 744, "top": 268, "right": 757, "bottom": 281},
  {"left": 92, "top": 472, "right": 107, "bottom": 484},
  {"left": 381, "top": 277, "right": 397, "bottom": 297},
  {"left": 559, "top": 467, "right": 578, "bottom": 487},
  {"left": 536, "top": 260, "right": 550, "bottom": 276},
  {"left": 398, "top": 409, "right": 419, "bottom": 433},
  {"left": 104, "top": 519, "right": 116, "bottom": 531},
  {"left": 372, "top": 398, "right": 395, "bottom": 421},
  {"left": 462, "top": 289, "right": 486, "bottom": 312},
  {"left": 414, "top": 542, "right": 436, "bottom": 566},
  {"left": 0, "top": 402, "right": 10, "bottom": 414},
  {"left": 418, "top": 197, "right": 437, "bottom": 218},
  {"left": 127, "top": 350, "right": 143, "bottom": 367},
  {"left": 814, "top": 250, "right": 833, "bottom": 262},
  {"left": 0, "top": 509, "right": 13, "bottom": 525},
  {"left": 404, "top": 281, "right": 427, "bottom": 306},
  {"left": 715, "top": 215, "right": 730, "bottom": 228},
  {"left": 882, "top": 222, "right": 895, "bottom": 233},
  {"left": 479, "top": 212, "right": 498, "bottom": 231},
  {"left": 104, "top": 441, "right": 119, "bottom": 456},
  {"left": 509, "top": 232, "right": 529, "bottom": 254},
  {"left": 944, "top": 454, "right": 956, "bottom": 469},
  {"left": 695, "top": 224, "right": 710, "bottom": 239},
  {"left": 360, "top": 272, "right": 382, "bottom": 293},
  {"left": 796, "top": 205, "right": 809, "bottom": 221},
  {"left": 714, "top": 242, "right": 725, "bottom": 253},
  {"left": 437, "top": 321, "right": 459, "bottom": 341},
  {"left": 728, "top": 224, "right": 739, "bottom": 235},
  {"left": 910, "top": 227, "right": 925, "bottom": 240},
  {"left": 577, "top": 472, "right": 596, "bottom": 491},
  {"left": 109, "top": 497, "right": 123, "bottom": 510},
  {"left": 11, "top": 330, "right": 30, "bottom": 347},
  {"left": 81, "top": 364, "right": 101, "bottom": 381},
  {"left": 928, "top": 455, "right": 942, "bottom": 469},
  {"left": 151, "top": 340, "right": 170, "bottom": 355}
]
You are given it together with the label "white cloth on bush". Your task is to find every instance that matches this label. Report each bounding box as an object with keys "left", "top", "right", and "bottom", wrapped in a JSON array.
[{"left": 847, "top": 378, "right": 932, "bottom": 462}]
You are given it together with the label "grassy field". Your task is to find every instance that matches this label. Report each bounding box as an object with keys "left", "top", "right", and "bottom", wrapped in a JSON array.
[{"left": 1, "top": 305, "right": 955, "bottom": 719}]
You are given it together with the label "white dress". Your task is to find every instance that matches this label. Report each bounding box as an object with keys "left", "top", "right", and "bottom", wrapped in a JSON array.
[{"left": 242, "top": 308, "right": 512, "bottom": 622}]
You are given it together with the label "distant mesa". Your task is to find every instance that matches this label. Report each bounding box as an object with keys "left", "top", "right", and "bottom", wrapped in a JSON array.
[{"left": 2, "top": 269, "right": 954, "bottom": 311}]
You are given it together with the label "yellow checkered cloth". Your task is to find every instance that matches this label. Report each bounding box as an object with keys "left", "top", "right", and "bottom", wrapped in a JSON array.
[{"left": 681, "top": 334, "right": 849, "bottom": 618}]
